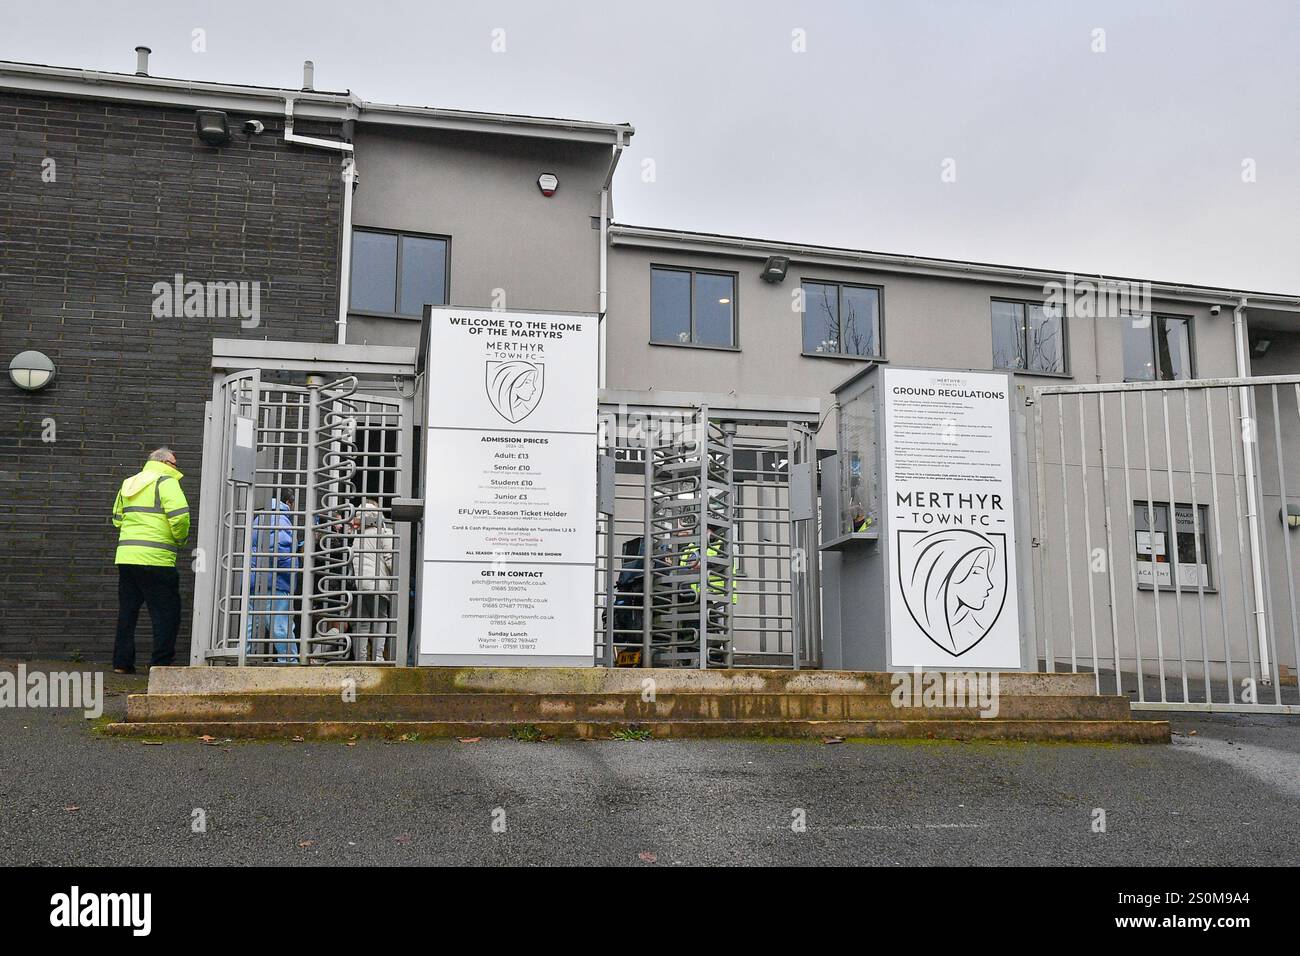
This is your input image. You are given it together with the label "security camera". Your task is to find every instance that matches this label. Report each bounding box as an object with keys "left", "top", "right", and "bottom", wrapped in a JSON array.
[
  {"left": 1209, "top": 304, "right": 1222, "bottom": 316},
  {"left": 244, "top": 119, "right": 265, "bottom": 135}
]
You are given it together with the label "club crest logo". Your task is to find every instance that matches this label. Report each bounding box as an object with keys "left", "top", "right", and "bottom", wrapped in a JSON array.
[
  {"left": 485, "top": 360, "right": 544, "bottom": 423},
  {"left": 897, "top": 528, "right": 1008, "bottom": 657}
]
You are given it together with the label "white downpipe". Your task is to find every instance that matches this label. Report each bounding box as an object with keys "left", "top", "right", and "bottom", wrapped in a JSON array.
[
  {"left": 1234, "top": 297, "right": 1271, "bottom": 677},
  {"left": 336, "top": 157, "right": 356, "bottom": 344},
  {"left": 283, "top": 97, "right": 357, "bottom": 345},
  {"left": 597, "top": 133, "right": 625, "bottom": 389}
]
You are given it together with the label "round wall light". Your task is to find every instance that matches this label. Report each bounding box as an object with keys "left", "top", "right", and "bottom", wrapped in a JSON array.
[
  {"left": 9, "top": 350, "right": 56, "bottom": 391},
  {"left": 1283, "top": 503, "right": 1300, "bottom": 530}
]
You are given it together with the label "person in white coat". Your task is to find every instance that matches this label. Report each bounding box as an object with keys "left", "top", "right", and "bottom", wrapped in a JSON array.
[{"left": 350, "top": 500, "right": 393, "bottom": 661}]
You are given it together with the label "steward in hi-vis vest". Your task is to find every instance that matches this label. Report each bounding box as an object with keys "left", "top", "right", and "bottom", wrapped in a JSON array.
[{"left": 110, "top": 448, "right": 190, "bottom": 673}]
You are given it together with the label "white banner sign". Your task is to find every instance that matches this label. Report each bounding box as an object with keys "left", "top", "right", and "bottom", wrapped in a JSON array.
[
  {"left": 420, "top": 306, "right": 597, "bottom": 662},
  {"left": 883, "top": 367, "right": 1022, "bottom": 668}
]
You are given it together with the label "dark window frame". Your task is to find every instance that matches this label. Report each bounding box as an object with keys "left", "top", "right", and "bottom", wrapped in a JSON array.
[
  {"left": 348, "top": 226, "right": 452, "bottom": 320},
  {"left": 990, "top": 297, "right": 1070, "bottom": 376},
  {"left": 649, "top": 265, "right": 740, "bottom": 349},
  {"left": 1122, "top": 313, "right": 1196, "bottom": 382},
  {"left": 1132, "top": 500, "right": 1215, "bottom": 593},
  {"left": 800, "top": 279, "right": 885, "bottom": 360}
]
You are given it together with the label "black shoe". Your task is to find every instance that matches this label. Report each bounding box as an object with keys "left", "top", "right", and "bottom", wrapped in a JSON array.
[{"left": 112, "top": 667, "right": 136, "bottom": 675}]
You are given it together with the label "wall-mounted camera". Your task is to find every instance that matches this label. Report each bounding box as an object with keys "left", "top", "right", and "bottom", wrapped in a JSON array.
[{"left": 244, "top": 119, "right": 265, "bottom": 135}]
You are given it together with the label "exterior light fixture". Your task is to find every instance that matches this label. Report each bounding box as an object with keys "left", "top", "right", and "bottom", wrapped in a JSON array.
[
  {"left": 537, "top": 173, "right": 559, "bottom": 197},
  {"left": 1283, "top": 503, "right": 1300, "bottom": 530},
  {"left": 195, "top": 109, "right": 231, "bottom": 147},
  {"left": 760, "top": 255, "right": 790, "bottom": 283},
  {"left": 9, "top": 350, "right": 56, "bottom": 391}
]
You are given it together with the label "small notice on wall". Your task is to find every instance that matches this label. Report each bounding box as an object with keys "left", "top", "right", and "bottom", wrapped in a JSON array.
[
  {"left": 420, "top": 306, "right": 597, "bottom": 664},
  {"left": 882, "top": 367, "right": 1022, "bottom": 668}
]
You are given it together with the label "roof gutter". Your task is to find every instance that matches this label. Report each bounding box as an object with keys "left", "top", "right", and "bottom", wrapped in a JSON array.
[
  {"left": 0, "top": 60, "right": 632, "bottom": 143},
  {"left": 608, "top": 225, "right": 1300, "bottom": 309}
]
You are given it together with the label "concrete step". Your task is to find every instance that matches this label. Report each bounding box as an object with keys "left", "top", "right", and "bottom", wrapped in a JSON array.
[
  {"left": 146, "top": 665, "right": 1101, "bottom": 698},
  {"left": 126, "top": 691, "right": 1135, "bottom": 723},
  {"left": 103, "top": 717, "right": 1171, "bottom": 743}
]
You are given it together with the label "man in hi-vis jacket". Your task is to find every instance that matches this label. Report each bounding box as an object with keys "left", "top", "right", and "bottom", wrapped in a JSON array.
[{"left": 110, "top": 447, "right": 190, "bottom": 673}]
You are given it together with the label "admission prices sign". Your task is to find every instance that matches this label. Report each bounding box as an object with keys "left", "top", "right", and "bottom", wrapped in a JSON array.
[
  {"left": 420, "top": 306, "right": 597, "bottom": 665},
  {"left": 882, "top": 367, "right": 1023, "bottom": 669}
]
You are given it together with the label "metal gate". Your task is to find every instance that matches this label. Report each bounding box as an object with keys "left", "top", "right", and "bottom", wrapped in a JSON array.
[
  {"left": 1030, "top": 374, "right": 1300, "bottom": 712},
  {"left": 594, "top": 392, "right": 822, "bottom": 669},
  {"left": 192, "top": 343, "right": 417, "bottom": 665}
]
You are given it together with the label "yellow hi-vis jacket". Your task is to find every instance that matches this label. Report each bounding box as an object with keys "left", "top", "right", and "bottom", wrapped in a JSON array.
[
  {"left": 111, "top": 460, "right": 190, "bottom": 566},
  {"left": 680, "top": 541, "right": 738, "bottom": 604}
]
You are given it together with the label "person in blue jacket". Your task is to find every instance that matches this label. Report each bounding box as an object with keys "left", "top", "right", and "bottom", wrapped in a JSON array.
[{"left": 247, "top": 493, "right": 300, "bottom": 663}]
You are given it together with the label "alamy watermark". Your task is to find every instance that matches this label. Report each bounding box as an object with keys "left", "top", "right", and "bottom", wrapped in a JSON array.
[
  {"left": 0, "top": 664, "right": 103, "bottom": 718},
  {"left": 890, "top": 669, "right": 1000, "bottom": 718},
  {"left": 1043, "top": 273, "right": 1151, "bottom": 320},
  {"left": 151, "top": 272, "right": 261, "bottom": 328}
]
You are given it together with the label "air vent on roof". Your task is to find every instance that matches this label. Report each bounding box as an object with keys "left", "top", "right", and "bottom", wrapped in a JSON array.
[{"left": 134, "top": 46, "right": 151, "bottom": 76}]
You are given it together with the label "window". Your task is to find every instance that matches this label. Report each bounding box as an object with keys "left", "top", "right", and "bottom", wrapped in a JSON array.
[
  {"left": 801, "top": 281, "right": 882, "bottom": 358},
  {"left": 650, "top": 267, "right": 736, "bottom": 347},
  {"left": 1123, "top": 314, "right": 1193, "bottom": 381},
  {"left": 1133, "top": 501, "right": 1212, "bottom": 589},
  {"left": 349, "top": 229, "right": 448, "bottom": 318},
  {"left": 991, "top": 299, "right": 1066, "bottom": 373}
]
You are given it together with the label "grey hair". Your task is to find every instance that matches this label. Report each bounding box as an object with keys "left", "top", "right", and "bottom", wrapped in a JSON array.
[{"left": 148, "top": 447, "right": 175, "bottom": 462}]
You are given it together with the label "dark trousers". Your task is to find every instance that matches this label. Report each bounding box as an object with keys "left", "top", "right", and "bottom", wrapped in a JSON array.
[{"left": 113, "top": 565, "right": 181, "bottom": 670}]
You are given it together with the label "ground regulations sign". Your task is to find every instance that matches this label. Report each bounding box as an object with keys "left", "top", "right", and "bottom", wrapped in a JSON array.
[
  {"left": 882, "top": 367, "right": 1022, "bottom": 668},
  {"left": 420, "top": 306, "right": 597, "bottom": 664}
]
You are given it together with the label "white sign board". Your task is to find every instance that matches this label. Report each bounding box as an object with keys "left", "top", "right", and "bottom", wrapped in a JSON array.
[
  {"left": 420, "top": 306, "right": 597, "bottom": 664},
  {"left": 882, "top": 367, "right": 1022, "bottom": 668}
]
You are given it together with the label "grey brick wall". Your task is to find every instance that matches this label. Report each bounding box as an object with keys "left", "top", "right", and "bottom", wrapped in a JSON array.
[{"left": 0, "top": 91, "right": 344, "bottom": 662}]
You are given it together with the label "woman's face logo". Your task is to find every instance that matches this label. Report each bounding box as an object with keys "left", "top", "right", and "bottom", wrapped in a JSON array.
[
  {"left": 897, "top": 529, "right": 1008, "bottom": 656},
  {"left": 953, "top": 550, "right": 994, "bottom": 611},
  {"left": 485, "top": 360, "right": 545, "bottom": 423}
]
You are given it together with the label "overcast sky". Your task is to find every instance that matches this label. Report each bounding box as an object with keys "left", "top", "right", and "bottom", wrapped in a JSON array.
[{"left": 5, "top": 0, "right": 1299, "bottom": 293}]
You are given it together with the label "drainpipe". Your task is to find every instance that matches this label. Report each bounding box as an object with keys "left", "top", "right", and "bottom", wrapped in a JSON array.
[
  {"left": 597, "top": 131, "right": 625, "bottom": 389},
  {"left": 1233, "top": 296, "right": 1271, "bottom": 677},
  {"left": 284, "top": 93, "right": 357, "bottom": 345}
]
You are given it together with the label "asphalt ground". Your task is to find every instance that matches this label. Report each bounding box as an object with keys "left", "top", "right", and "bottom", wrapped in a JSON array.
[{"left": 0, "top": 661, "right": 1296, "bottom": 866}]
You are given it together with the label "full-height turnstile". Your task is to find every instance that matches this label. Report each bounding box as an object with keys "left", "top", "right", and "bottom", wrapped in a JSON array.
[
  {"left": 595, "top": 390, "right": 823, "bottom": 669},
  {"left": 191, "top": 340, "right": 420, "bottom": 666}
]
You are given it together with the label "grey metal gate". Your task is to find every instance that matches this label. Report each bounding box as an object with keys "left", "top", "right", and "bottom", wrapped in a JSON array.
[
  {"left": 594, "top": 391, "right": 822, "bottom": 669},
  {"left": 1030, "top": 374, "right": 1300, "bottom": 712},
  {"left": 192, "top": 342, "right": 418, "bottom": 666}
]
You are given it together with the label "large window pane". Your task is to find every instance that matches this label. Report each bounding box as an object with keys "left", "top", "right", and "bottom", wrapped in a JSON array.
[
  {"left": 1122, "top": 315, "right": 1156, "bottom": 381},
  {"left": 1026, "top": 304, "right": 1064, "bottom": 373},
  {"left": 802, "top": 282, "right": 839, "bottom": 353},
  {"left": 991, "top": 300, "right": 1025, "bottom": 370},
  {"left": 397, "top": 235, "right": 447, "bottom": 317},
  {"left": 1173, "top": 504, "right": 1211, "bottom": 587},
  {"left": 694, "top": 273, "right": 735, "bottom": 347},
  {"left": 1157, "top": 316, "right": 1192, "bottom": 380},
  {"left": 1133, "top": 502, "right": 1170, "bottom": 587},
  {"left": 841, "top": 286, "right": 880, "bottom": 357},
  {"left": 350, "top": 231, "right": 398, "bottom": 313},
  {"left": 650, "top": 268, "right": 691, "bottom": 343}
]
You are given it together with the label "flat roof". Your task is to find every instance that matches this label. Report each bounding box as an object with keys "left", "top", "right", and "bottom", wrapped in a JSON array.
[
  {"left": 610, "top": 223, "right": 1300, "bottom": 307},
  {"left": 0, "top": 59, "right": 634, "bottom": 144}
]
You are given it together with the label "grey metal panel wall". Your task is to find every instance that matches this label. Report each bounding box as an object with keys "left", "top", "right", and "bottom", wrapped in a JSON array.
[
  {"left": 0, "top": 91, "right": 344, "bottom": 661},
  {"left": 603, "top": 244, "right": 1240, "bottom": 451},
  {"left": 347, "top": 125, "right": 608, "bottom": 331}
]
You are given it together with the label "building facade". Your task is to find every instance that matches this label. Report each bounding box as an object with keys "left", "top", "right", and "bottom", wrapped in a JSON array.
[{"left": 2, "top": 56, "right": 1297, "bottom": 677}]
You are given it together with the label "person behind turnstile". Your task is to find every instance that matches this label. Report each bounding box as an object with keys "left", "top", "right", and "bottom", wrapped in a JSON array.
[
  {"left": 247, "top": 493, "right": 300, "bottom": 663},
  {"left": 349, "top": 499, "right": 392, "bottom": 662}
]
